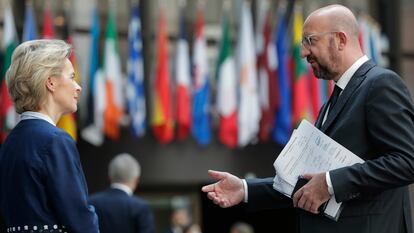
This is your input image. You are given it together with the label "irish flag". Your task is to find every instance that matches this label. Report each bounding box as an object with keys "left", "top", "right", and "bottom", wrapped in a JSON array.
[{"left": 103, "top": 8, "right": 124, "bottom": 140}]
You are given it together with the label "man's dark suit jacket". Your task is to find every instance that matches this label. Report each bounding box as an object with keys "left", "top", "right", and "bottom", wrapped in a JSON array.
[
  {"left": 89, "top": 188, "right": 155, "bottom": 233},
  {"left": 246, "top": 61, "right": 414, "bottom": 233},
  {"left": 0, "top": 119, "right": 99, "bottom": 233}
]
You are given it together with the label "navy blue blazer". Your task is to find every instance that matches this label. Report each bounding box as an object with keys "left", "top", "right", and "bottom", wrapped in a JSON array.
[
  {"left": 0, "top": 119, "right": 99, "bottom": 233},
  {"left": 89, "top": 188, "right": 155, "bottom": 233},
  {"left": 246, "top": 61, "right": 414, "bottom": 233}
]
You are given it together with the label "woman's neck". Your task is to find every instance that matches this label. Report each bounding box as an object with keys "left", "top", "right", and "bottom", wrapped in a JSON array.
[{"left": 37, "top": 106, "right": 61, "bottom": 125}]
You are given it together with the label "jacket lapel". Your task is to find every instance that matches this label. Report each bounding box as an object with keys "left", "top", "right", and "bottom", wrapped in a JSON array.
[
  {"left": 315, "top": 102, "right": 328, "bottom": 129},
  {"left": 320, "top": 60, "right": 376, "bottom": 132}
]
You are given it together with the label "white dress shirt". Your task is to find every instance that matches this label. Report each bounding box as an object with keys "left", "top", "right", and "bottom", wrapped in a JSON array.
[
  {"left": 20, "top": 111, "right": 56, "bottom": 126},
  {"left": 324, "top": 55, "right": 369, "bottom": 195},
  {"left": 111, "top": 183, "right": 133, "bottom": 196}
]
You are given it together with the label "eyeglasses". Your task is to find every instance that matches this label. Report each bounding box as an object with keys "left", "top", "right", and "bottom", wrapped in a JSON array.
[{"left": 301, "top": 31, "right": 338, "bottom": 49}]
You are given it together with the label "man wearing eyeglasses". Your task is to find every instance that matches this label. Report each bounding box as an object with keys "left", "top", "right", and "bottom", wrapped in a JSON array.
[{"left": 202, "top": 4, "right": 414, "bottom": 233}]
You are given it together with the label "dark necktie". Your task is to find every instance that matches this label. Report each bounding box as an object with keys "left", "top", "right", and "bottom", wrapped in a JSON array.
[
  {"left": 315, "top": 85, "right": 342, "bottom": 129},
  {"left": 328, "top": 85, "right": 342, "bottom": 115}
]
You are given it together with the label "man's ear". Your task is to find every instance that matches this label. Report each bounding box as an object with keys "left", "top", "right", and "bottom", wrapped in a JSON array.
[
  {"left": 337, "top": 31, "right": 347, "bottom": 50},
  {"left": 46, "top": 76, "right": 56, "bottom": 92}
]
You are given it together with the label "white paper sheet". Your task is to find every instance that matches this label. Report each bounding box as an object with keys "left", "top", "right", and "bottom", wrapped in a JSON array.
[{"left": 273, "top": 120, "right": 364, "bottom": 220}]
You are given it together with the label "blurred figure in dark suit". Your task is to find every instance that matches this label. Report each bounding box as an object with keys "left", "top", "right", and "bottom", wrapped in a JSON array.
[
  {"left": 163, "top": 208, "right": 191, "bottom": 233},
  {"left": 229, "top": 222, "right": 254, "bottom": 233},
  {"left": 89, "top": 153, "right": 155, "bottom": 233},
  {"left": 184, "top": 223, "right": 202, "bottom": 233}
]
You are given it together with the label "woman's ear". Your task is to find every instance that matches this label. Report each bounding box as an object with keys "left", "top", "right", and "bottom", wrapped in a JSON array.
[{"left": 46, "top": 76, "right": 56, "bottom": 92}]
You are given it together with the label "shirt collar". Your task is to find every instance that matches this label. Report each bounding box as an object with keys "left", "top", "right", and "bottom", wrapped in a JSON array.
[
  {"left": 20, "top": 111, "right": 56, "bottom": 126},
  {"left": 111, "top": 183, "right": 133, "bottom": 196},
  {"left": 336, "top": 55, "right": 369, "bottom": 90}
]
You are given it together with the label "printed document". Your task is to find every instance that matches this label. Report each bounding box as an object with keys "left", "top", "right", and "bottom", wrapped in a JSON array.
[{"left": 273, "top": 120, "right": 364, "bottom": 220}]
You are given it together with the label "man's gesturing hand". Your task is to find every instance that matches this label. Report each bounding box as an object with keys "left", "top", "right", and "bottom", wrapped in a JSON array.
[{"left": 201, "top": 170, "right": 245, "bottom": 208}]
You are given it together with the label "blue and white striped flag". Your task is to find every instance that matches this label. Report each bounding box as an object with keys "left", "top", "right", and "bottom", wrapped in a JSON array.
[{"left": 127, "top": 5, "right": 146, "bottom": 137}]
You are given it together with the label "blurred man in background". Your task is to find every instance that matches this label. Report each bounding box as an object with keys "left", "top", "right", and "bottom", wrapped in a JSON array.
[
  {"left": 89, "top": 153, "right": 155, "bottom": 233},
  {"left": 229, "top": 222, "right": 254, "bottom": 233},
  {"left": 164, "top": 208, "right": 191, "bottom": 233}
]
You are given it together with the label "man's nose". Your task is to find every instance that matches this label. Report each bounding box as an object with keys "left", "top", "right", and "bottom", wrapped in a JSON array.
[{"left": 300, "top": 45, "right": 310, "bottom": 58}]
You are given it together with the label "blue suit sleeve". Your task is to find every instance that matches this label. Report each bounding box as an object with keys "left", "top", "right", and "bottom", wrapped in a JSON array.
[
  {"left": 135, "top": 202, "right": 155, "bottom": 233},
  {"left": 44, "top": 131, "right": 99, "bottom": 233},
  {"left": 245, "top": 178, "right": 292, "bottom": 212}
]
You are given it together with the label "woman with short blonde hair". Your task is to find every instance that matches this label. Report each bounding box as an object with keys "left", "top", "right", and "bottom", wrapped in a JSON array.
[
  {"left": 6, "top": 39, "right": 71, "bottom": 114},
  {"left": 0, "top": 39, "right": 99, "bottom": 233}
]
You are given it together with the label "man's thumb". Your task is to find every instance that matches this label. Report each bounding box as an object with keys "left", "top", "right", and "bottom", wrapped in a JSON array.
[{"left": 208, "top": 170, "right": 227, "bottom": 180}]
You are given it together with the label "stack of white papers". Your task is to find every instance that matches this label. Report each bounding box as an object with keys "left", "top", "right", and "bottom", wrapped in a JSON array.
[{"left": 273, "top": 120, "right": 364, "bottom": 221}]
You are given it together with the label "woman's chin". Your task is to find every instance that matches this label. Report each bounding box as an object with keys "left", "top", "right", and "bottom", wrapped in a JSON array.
[{"left": 63, "top": 107, "right": 77, "bottom": 115}]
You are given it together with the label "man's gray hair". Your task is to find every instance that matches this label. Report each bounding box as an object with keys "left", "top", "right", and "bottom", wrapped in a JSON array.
[
  {"left": 231, "top": 222, "right": 254, "bottom": 233},
  {"left": 108, "top": 153, "right": 141, "bottom": 183}
]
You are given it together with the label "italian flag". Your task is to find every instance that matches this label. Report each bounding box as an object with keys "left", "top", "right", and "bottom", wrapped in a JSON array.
[{"left": 216, "top": 9, "right": 237, "bottom": 148}]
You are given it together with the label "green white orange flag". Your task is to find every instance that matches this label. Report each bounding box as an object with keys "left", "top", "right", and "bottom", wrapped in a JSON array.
[{"left": 103, "top": 8, "right": 124, "bottom": 140}]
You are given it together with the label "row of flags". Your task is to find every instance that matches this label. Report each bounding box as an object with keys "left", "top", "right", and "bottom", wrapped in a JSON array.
[{"left": 0, "top": 1, "right": 387, "bottom": 148}]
